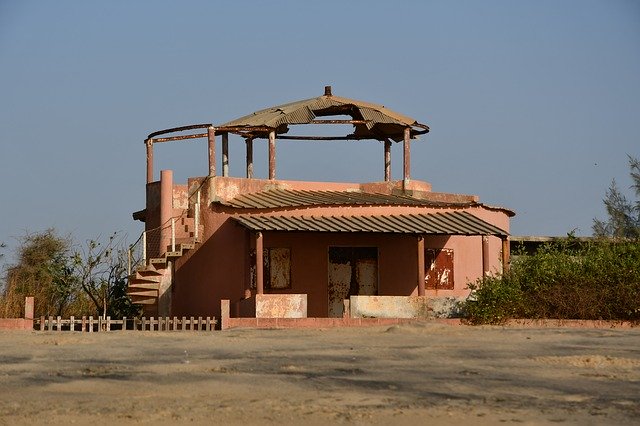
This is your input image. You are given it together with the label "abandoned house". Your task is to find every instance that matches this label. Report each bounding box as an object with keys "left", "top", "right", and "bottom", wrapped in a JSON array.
[{"left": 128, "top": 86, "right": 514, "bottom": 322}]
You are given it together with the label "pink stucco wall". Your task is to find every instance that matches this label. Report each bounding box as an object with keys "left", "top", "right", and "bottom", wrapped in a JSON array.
[{"left": 166, "top": 176, "right": 511, "bottom": 320}]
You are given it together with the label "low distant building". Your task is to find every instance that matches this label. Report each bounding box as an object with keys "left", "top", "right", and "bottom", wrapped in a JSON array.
[{"left": 129, "top": 87, "right": 514, "bottom": 321}]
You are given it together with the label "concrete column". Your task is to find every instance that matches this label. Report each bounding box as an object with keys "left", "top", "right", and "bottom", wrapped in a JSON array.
[
  {"left": 255, "top": 232, "right": 264, "bottom": 294},
  {"left": 145, "top": 139, "right": 154, "bottom": 183},
  {"left": 208, "top": 127, "right": 216, "bottom": 177},
  {"left": 222, "top": 133, "right": 229, "bottom": 177},
  {"left": 246, "top": 138, "right": 254, "bottom": 178},
  {"left": 502, "top": 237, "right": 510, "bottom": 273},
  {"left": 482, "top": 235, "right": 490, "bottom": 277},
  {"left": 160, "top": 170, "right": 173, "bottom": 256},
  {"left": 417, "top": 236, "right": 425, "bottom": 296},
  {"left": 384, "top": 139, "right": 391, "bottom": 181},
  {"left": 403, "top": 127, "right": 411, "bottom": 182},
  {"left": 268, "top": 131, "right": 276, "bottom": 180},
  {"left": 24, "top": 296, "right": 34, "bottom": 320}
]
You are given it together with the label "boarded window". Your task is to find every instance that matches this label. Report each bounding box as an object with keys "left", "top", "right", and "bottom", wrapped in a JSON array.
[
  {"left": 250, "top": 248, "right": 291, "bottom": 290},
  {"left": 425, "top": 248, "right": 454, "bottom": 290}
]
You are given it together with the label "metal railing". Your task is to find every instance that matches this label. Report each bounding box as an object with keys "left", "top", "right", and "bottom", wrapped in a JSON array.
[{"left": 128, "top": 186, "right": 202, "bottom": 275}]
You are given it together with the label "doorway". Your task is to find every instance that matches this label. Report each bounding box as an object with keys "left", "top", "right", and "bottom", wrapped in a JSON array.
[{"left": 328, "top": 247, "right": 378, "bottom": 317}]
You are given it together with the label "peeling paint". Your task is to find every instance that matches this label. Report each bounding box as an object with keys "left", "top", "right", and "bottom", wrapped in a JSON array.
[{"left": 328, "top": 247, "right": 378, "bottom": 317}]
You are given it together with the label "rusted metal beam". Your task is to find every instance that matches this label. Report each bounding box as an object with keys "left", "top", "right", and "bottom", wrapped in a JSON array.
[
  {"left": 215, "top": 125, "right": 273, "bottom": 134},
  {"left": 208, "top": 127, "right": 216, "bottom": 177},
  {"left": 268, "top": 131, "right": 276, "bottom": 180},
  {"left": 384, "top": 139, "right": 391, "bottom": 181},
  {"left": 276, "top": 135, "right": 379, "bottom": 141},
  {"left": 246, "top": 138, "right": 253, "bottom": 178},
  {"left": 309, "top": 119, "right": 370, "bottom": 124},
  {"left": 147, "top": 123, "right": 212, "bottom": 140},
  {"left": 222, "top": 133, "right": 229, "bottom": 177},
  {"left": 417, "top": 236, "right": 425, "bottom": 296},
  {"left": 255, "top": 232, "right": 264, "bottom": 295},
  {"left": 145, "top": 139, "right": 154, "bottom": 184},
  {"left": 403, "top": 127, "right": 411, "bottom": 181},
  {"left": 151, "top": 133, "right": 208, "bottom": 143}
]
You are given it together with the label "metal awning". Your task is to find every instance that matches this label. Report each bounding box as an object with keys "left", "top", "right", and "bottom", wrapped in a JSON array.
[
  {"left": 219, "top": 189, "right": 473, "bottom": 209},
  {"left": 233, "top": 211, "right": 508, "bottom": 237},
  {"left": 216, "top": 86, "right": 429, "bottom": 142}
]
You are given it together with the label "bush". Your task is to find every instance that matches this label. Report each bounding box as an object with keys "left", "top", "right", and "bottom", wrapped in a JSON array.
[{"left": 463, "top": 239, "right": 640, "bottom": 324}]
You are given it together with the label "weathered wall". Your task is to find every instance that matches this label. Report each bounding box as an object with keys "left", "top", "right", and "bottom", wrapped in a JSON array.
[
  {"left": 255, "top": 294, "right": 307, "bottom": 318},
  {"left": 349, "top": 295, "right": 431, "bottom": 319},
  {"left": 167, "top": 176, "right": 511, "bottom": 319}
]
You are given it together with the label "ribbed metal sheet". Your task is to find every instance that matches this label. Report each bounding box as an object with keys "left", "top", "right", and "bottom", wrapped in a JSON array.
[
  {"left": 233, "top": 211, "right": 508, "bottom": 237},
  {"left": 220, "top": 189, "right": 470, "bottom": 209},
  {"left": 219, "top": 94, "right": 424, "bottom": 132}
]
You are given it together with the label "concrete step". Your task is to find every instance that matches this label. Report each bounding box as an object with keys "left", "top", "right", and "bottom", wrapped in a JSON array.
[
  {"left": 130, "top": 297, "right": 158, "bottom": 306},
  {"left": 132, "top": 274, "right": 162, "bottom": 284},
  {"left": 128, "top": 290, "right": 158, "bottom": 298},
  {"left": 128, "top": 282, "right": 159, "bottom": 290}
]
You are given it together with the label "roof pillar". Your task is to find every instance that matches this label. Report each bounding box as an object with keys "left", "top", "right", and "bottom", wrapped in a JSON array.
[
  {"left": 222, "top": 133, "right": 229, "bottom": 177},
  {"left": 482, "top": 236, "right": 490, "bottom": 277},
  {"left": 255, "top": 232, "right": 264, "bottom": 295},
  {"left": 502, "top": 237, "right": 510, "bottom": 273},
  {"left": 207, "top": 127, "right": 216, "bottom": 177},
  {"left": 268, "top": 131, "right": 276, "bottom": 180},
  {"left": 403, "top": 127, "right": 411, "bottom": 182},
  {"left": 384, "top": 140, "right": 391, "bottom": 181},
  {"left": 246, "top": 138, "right": 254, "bottom": 178},
  {"left": 159, "top": 170, "right": 173, "bottom": 257},
  {"left": 145, "top": 139, "right": 154, "bottom": 184},
  {"left": 417, "top": 236, "right": 425, "bottom": 296}
]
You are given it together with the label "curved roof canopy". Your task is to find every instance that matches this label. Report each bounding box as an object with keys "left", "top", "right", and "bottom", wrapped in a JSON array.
[{"left": 216, "top": 86, "right": 429, "bottom": 142}]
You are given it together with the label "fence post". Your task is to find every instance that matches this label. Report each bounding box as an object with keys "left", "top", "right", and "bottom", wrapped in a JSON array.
[
  {"left": 40, "top": 316, "right": 45, "bottom": 331},
  {"left": 122, "top": 317, "right": 127, "bottom": 331},
  {"left": 89, "top": 316, "right": 94, "bottom": 332},
  {"left": 106, "top": 316, "right": 111, "bottom": 331},
  {"left": 70, "top": 316, "right": 75, "bottom": 332}
]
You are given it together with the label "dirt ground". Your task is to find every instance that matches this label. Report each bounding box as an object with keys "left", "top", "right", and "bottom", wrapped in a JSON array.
[{"left": 1, "top": 323, "right": 639, "bottom": 425}]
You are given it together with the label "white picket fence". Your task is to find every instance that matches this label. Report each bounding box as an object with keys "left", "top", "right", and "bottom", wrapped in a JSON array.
[{"left": 36, "top": 316, "right": 217, "bottom": 332}]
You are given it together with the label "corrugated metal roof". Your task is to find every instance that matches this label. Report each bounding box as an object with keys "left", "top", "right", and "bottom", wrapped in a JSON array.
[
  {"left": 218, "top": 91, "right": 429, "bottom": 142},
  {"left": 219, "top": 189, "right": 471, "bottom": 209},
  {"left": 233, "top": 211, "right": 508, "bottom": 237}
]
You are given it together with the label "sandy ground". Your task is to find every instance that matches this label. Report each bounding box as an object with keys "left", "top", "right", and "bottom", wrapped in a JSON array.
[{"left": 1, "top": 323, "right": 639, "bottom": 425}]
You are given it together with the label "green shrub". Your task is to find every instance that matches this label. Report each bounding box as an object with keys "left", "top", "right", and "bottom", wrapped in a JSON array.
[{"left": 463, "top": 239, "right": 640, "bottom": 324}]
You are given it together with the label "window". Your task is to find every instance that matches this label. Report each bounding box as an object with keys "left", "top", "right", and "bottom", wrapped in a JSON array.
[
  {"left": 250, "top": 247, "right": 291, "bottom": 290},
  {"left": 425, "top": 248, "right": 454, "bottom": 290}
]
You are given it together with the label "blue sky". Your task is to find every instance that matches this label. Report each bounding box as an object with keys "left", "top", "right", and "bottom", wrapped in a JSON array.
[{"left": 1, "top": 1, "right": 639, "bottom": 262}]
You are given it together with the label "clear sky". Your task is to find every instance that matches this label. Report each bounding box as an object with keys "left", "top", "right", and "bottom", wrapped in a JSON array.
[{"left": 1, "top": 1, "right": 639, "bottom": 263}]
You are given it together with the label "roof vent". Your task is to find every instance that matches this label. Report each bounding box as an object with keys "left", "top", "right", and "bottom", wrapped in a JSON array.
[{"left": 324, "top": 85, "right": 332, "bottom": 96}]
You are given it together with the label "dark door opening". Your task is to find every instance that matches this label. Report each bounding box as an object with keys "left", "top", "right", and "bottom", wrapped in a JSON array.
[{"left": 328, "top": 247, "right": 378, "bottom": 317}]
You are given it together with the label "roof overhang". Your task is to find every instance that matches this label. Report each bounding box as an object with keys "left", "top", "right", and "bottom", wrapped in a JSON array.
[
  {"left": 216, "top": 87, "right": 429, "bottom": 142},
  {"left": 233, "top": 211, "right": 508, "bottom": 237}
]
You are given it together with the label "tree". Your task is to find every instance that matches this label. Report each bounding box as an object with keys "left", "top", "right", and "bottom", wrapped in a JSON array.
[
  {"left": 72, "top": 232, "right": 140, "bottom": 319},
  {"left": 593, "top": 155, "right": 640, "bottom": 239},
  {"left": 0, "top": 230, "right": 90, "bottom": 318},
  {"left": 0, "top": 230, "right": 139, "bottom": 319}
]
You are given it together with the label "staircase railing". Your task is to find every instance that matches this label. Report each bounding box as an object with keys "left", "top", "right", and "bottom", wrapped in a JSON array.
[{"left": 128, "top": 186, "right": 203, "bottom": 274}]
